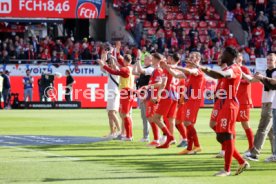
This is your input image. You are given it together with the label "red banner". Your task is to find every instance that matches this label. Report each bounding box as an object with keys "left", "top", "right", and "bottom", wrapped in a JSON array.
[{"left": 0, "top": 0, "right": 105, "bottom": 19}]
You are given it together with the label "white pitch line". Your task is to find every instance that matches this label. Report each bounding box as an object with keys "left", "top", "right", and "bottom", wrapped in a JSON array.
[{"left": 2, "top": 146, "right": 80, "bottom": 161}]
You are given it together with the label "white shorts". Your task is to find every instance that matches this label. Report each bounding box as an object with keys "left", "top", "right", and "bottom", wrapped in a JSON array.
[{"left": 107, "top": 93, "right": 120, "bottom": 111}]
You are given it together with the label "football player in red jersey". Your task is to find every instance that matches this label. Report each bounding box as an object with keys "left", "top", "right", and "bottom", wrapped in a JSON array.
[
  {"left": 209, "top": 55, "right": 228, "bottom": 158},
  {"left": 160, "top": 54, "right": 188, "bottom": 147},
  {"left": 236, "top": 53, "right": 254, "bottom": 152},
  {"left": 99, "top": 53, "right": 135, "bottom": 141},
  {"left": 137, "top": 53, "right": 164, "bottom": 147},
  {"left": 169, "top": 52, "right": 205, "bottom": 155},
  {"left": 150, "top": 54, "right": 178, "bottom": 149},
  {"left": 191, "top": 47, "right": 249, "bottom": 176}
]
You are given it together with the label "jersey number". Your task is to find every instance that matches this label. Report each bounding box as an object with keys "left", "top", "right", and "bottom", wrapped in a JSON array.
[{"left": 221, "top": 118, "right": 228, "bottom": 129}]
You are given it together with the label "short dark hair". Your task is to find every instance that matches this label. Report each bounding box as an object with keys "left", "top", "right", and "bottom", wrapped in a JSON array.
[
  {"left": 152, "top": 53, "right": 162, "bottom": 60},
  {"left": 225, "top": 46, "right": 238, "bottom": 58},
  {"left": 221, "top": 46, "right": 238, "bottom": 64},
  {"left": 26, "top": 69, "right": 30, "bottom": 73},
  {"left": 172, "top": 53, "right": 180, "bottom": 62},
  {"left": 66, "top": 70, "right": 70, "bottom": 74}
]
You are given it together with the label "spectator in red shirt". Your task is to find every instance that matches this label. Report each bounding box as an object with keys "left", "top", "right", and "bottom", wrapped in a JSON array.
[
  {"left": 170, "top": 32, "right": 178, "bottom": 49},
  {"left": 165, "top": 27, "right": 173, "bottom": 41},
  {"left": 224, "top": 33, "right": 239, "bottom": 48},
  {"left": 41, "top": 48, "right": 51, "bottom": 60},
  {"left": 252, "top": 25, "right": 265, "bottom": 41},
  {"left": 125, "top": 19, "right": 136, "bottom": 32},
  {"left": 126, "top": 11, "right": 136, "bottom": 25},
  {"left": 232, "top": 3, "right": 244, "bottom": 23},
  {"left": 246, "top": 4, "right": 256, "bottom": 22},
  {"left": 272, "top": 40, "right": 276, "bottom": 52},
  {"left": 140, "top": 35, "right": 147, "bottom": 48},
  {"left": 213, "top": 46, "right": 221, "bottom": 62},
  {"left": 249, "top": 47, "right": 256, "bottom": 64},
  {"left": 202, "top": 44, "right": 212, "bottom": 64}
]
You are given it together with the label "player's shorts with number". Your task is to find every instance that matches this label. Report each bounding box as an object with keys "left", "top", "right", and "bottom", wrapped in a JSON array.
[
  {"left": 210, "top": 99, "right": 221, "bottom": 122},
  {"left": 155, "top": 98, "right": 173, "bottom": 116},
  {"left": 216, "top": 107, "right": 238, "bottom": 134},
  {"left": 119, "top": 90, "right": 134, "bottom": 114},
  {"left": 183, "top": 99, "right": 201, "bottom": 124},
  {"left": 146, "top": 100, "right": 158, "bottom": 118},
  {"left": 167, "top": 100, "right": 178, "bottom": 119},
  {"left": 236, "top": 107, "right": 250, "bottom": 122}
]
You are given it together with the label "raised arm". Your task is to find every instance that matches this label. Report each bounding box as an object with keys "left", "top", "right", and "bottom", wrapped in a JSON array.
[
  {"left": 98, "top": 59, "right": 129, "bottom": 77},
  {"left": 162, "top": 63, "right": 186, "bottom": 79},
  {"left": 174, "top": 66, "right": 199, "bottom": 76},
  {"left": 242, "top": 72, "right": 259, "bottom": 83},
  {"left": 132, "top": 63, "right": 140, "bottom": 76},
  {"left": 136, "top": 58, "right": 146, "bottom": 74}
]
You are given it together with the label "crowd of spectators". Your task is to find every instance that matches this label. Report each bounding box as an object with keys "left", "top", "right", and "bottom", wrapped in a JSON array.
[
  {"left": 0, "top": 36, "right": 105, "bottom": 64},
  {"left": 115, "top": 0, "right": 276, "bottom": 65},
  {"left": 0, "top": 0, "right": 275, "bottom": 66},
  {"left": 231, "top": 1, "right": 276, "bottom": 60}
]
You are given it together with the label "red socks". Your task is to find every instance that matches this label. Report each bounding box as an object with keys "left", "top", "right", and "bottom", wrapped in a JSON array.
[
  {"left": 161, "top": 127, "right": 172, "bottom": 137},
  {"left": 245, "top": 128, "right": 254, "bottom": 150},
  {"left": 150, "top": 122, "right": 159, "bottom": 140},
  {"left": 223, "top": 140, "right": 234, "bottom": 172},
  {"left": 223, "top": 139, "right": 245, "bottom": 172},
  {"left": 163, "top": 116, "right": 170, "bottom": 130},
  {"left": 157, "top": 127, "right": 174, "bottom": 149},
  {"left": 124, "top": 117, "right": 132, "bottom": 138},
  {"left": 176, "top": 123, "right": 187, "bottom": 140},
  {"left": 187, "top": 124, "right": 200, "bottom": 151},
  {"left": 233, "top": 147, "right": 245, "bottom": 165}
]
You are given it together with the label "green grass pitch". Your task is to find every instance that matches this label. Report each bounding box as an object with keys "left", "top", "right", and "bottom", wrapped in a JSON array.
[{"left": 0, "top": 109, "right": 276, "bottom": 184}]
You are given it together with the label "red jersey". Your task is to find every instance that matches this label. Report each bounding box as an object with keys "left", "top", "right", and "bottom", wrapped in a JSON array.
[
  {"left": 178, "top": 78, "right": 186, "bottom": 104},
  {"left": 162, "top": 68, "right": 173, "bottom": 91},
  {"left": 214, "top": 67, "right": 228, "bottom": 109},
  {"left": 148, "top": 68, "right": 163, "bottom": 98},
  {"left": 271, "top": 28, "right": 276, "bottom": 39},
  {"left": 224, "top": 38, "right": 239, "bottom": 48},
  {"left": 147, "top": 2, "right": 156, "bottom": 14},
  {"left": 252, "top": 27, "right": 265, "bottom": 41},
  {"left": 126, "top": 15, "right": 136, "bottom": 24},
  {"left": 246, "top": 9, "right": 256, "bottom": 21},
  {"left": 237, "top": 66, "right": 253, "bottom": 108},
  {"left": 186, "top": 69, "right": 205, "bottom": 100},
  {"left": 232, "top": 8, "right": 244, "bottom": 22},
  {"left": 220, "top": 64, "right": 242, "bottom": 109},
  {"left": 161, "top": 68, "right": 179, "bottom": 101}
]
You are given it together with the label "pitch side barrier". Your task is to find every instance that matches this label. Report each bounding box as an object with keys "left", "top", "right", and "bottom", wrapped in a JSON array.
[{"left": 1, "top": 61, "right": 262, "bottom": 108}]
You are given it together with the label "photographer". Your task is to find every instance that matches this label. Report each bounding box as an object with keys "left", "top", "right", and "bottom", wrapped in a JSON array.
[
  {"left": 40, "top": 72, "right": 62, "bottom": 102},
  {"left": 65, "top": 70, "right": 75, "bottom": 102},
  {"left": 23, "top": 69, "right": 34, "bottom": 102}
]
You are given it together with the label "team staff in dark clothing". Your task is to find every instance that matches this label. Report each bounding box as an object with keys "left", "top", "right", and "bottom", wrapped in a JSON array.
[
  {"left": 40, "top": 72, "right": 62, "bottom": 102},
  {"left": 1, "top": 70, "right": 11, "bottom": 109},
  {"left": 0, "top": 69, "right": 3, "bottom": 109},
  {"left": 65, "top": 70, "right": 75, "bottom": 102}
]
